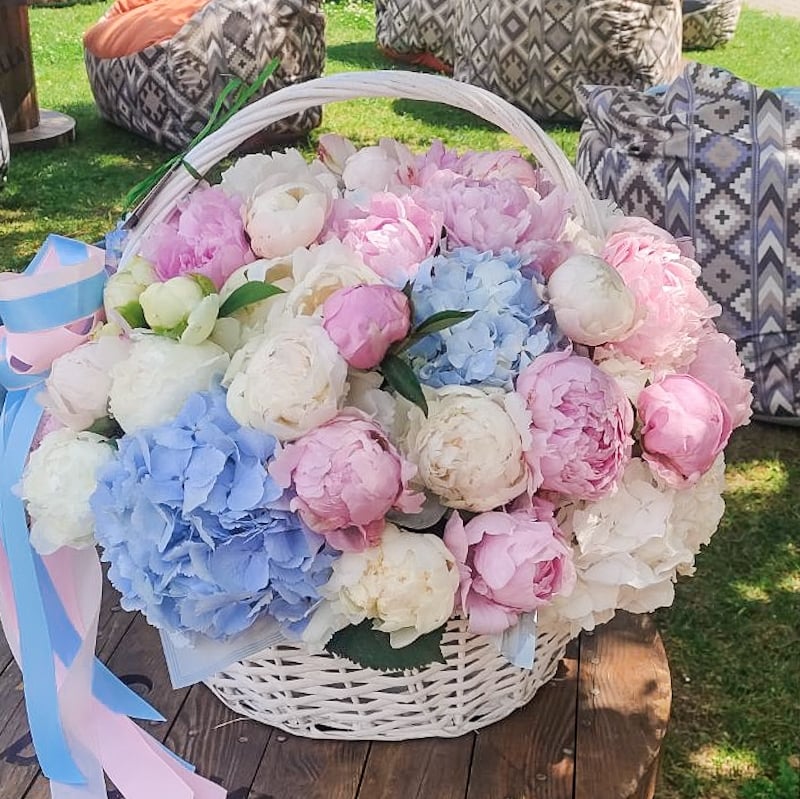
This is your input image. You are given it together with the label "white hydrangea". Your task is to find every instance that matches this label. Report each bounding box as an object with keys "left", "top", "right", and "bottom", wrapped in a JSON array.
[{"left": 548, "top": 456, "right": 727, "bottom": 636}]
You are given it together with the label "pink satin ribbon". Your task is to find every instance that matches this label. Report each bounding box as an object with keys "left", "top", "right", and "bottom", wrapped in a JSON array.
[{"left": 0, "top": 545, "right": 226, "bottom": 799}]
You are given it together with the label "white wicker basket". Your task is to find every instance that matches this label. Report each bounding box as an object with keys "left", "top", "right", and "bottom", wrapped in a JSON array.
[{"left": 120, "top": 71, "right": 605, "bottom": 740}]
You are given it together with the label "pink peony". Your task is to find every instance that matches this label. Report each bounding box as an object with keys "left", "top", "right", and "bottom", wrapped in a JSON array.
[
  {"left": 416, "top": 170, "right": 571, "bottom": 259},
  {"left": 408, "top": 140, "right": 542, "bottom": 189},
  {"left": 516, "top": 350, "right": 634, "bottom": 500},
  {"left": 443, "top": 502, "right": 576, "bottom": 635},
  {"left": 601, "top": 222, "right": 718, "bottom": 371},
  {"left": 141, "top": 185, "right": 253, "bottom": 289},
  {"left": 268, "top": 411, "right": 424, "bottom": 551},
  {"left": 638, "top": 374, "right": 733, "bottom": 487},
  {"left": 322, "top": 284, "right": 411, "bottom": 369},
  {"left": 686, "top": 327, "right": 753, "bottom": 429},
  {"left": 323, "top": 193, "right": 442, "bottom": 286}
]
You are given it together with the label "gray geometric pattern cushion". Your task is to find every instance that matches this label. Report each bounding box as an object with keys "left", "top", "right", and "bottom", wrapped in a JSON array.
[
  {"left": 683, "top": 0, "right": 743, "bottom": 50},
  {"left": 375, "top": 0, "right": 455, "bottom": 69},
  {"left": 0, "top": 103, "right": 8, "bottom": 186},
  {"left": 84, "top": 0, "right": 325, "bottom": 151},
  {"left": 576, "top": 63, "right": 800, "bottom": 422},
  {"left": 452, "top": 0, "right": 684, "bottom": 122}
]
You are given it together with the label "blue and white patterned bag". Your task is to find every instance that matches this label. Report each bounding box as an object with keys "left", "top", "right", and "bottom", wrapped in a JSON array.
[{"left": 577, "top": 63, "right": 800, "bottom": 423}]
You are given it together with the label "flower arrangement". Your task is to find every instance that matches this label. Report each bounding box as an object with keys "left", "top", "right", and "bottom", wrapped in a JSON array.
[{"left": 19, "top": 134, "right": 753, "bottom": 671}]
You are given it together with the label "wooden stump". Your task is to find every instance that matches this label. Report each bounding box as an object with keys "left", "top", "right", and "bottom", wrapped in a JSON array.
[
  {"left": 0, "top": 0, "right": 75, "bottom": 149},
  {"left": 0, "top": 0, "right": 39, "bottom": 133}
]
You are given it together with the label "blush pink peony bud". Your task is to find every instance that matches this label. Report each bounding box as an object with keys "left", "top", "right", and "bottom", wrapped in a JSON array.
[
  {"left": 638, "top": 374, "right": 733, "bottom": 487},
  {"left": 322, "top": 284, "right": 411, "bottom": 370}
]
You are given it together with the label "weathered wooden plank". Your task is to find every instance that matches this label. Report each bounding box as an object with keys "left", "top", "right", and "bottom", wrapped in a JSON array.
[
  {"left": 165, "top": 684, "right": 272, "bottom": 799},
  {"left": 465, "top": 642, "right": 579, "bottom": 799},
  {"left": 574, "top": 612, "right": 671, "bottom": 799},
  {"left": 358, "top": 736, "right": 474, "bottom": 799},
  {"left": 250, "top": 735, "right": 370, "bottom": 799}
]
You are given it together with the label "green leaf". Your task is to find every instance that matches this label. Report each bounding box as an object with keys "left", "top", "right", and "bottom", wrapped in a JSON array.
[
  {"left": 86, "top": 416, "right": 125, "bottom": 440},
  {"left": 381, "top": 354, "right": 428, "bottom": 416},
  {"left": 117, "top": 300, "right": 148, "bottom": 330},
  {"left": 394, "top": 309, "right": 476, "bottom": 353},
  {"left": 191, "top": 273, "right": 217, "bottom": 297},
  {"left": 326, "top": 620, "right": 446, "bottom": 671},
  {"left": 218, "top": 281, "right": 285, "bottom": 317},
  {"left": 151, "top": 320, "right": 188, "bottom": 340},
  {"left": 414, "top": 309, "right": 476, "bottom": 337}
]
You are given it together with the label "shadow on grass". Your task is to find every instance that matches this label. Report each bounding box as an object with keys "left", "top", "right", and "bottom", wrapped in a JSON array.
[
  {"left": 655, "top": 423, "right": 800, "bottom": 799},
  {"left": 1, "top": 103, "right": 168, "bottom": 269},
  {"left": 327, "top": 41, "right": 396, "bottom": 72}
]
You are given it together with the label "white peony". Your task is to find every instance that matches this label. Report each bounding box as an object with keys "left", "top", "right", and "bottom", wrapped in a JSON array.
[
  {"left": 40, "top": 336, "right": 132, "bottom": 430},
  {"left": 403, "top": 386, "right": 532, "bottom": 511},
  {"left": 103, "top": 256, "right": 156, "bottom": 316},
  {"left": 246, "top": 180, "right": 334, "bottom": 259},
  {"left": 345, "top": 370, "right": 397, "bottom": 434},
  {"left": 546, "top": 254, "right": 638, "bottom": 346},
  {"left": 594, "top": 349, "right": 653, "bottom": 403},
  {"left": 108, "top": 335, "right": 230, "bottom": 433},
  {"left": 341, "top": 138, "right": 415, "bottom": 197},
  {"left": 212, "top": 256, "right": 297, "bottom": 353},
  {"left": 317, "top": 133, "right": 358, "bottom": 177},
  {"left": 225, "top": 149, "right": 339, "bottom": 259},
  {"left": 302, "top": 524, "right": 458, "bottom": 649},
  {"left": 220, "top": 149, "right": 337, "bottom": 201},
  {"left": 284, "top": 240, "right": 382, "bottom": 317},
  {"left": 21, "top": 429, "right": 114, "bottom": 555},
  {"left": 139, "top": 275, "right": 220, "bottom": 345},
  {"left": 223, "top": 316, "right": 348, "bottom": 440}
]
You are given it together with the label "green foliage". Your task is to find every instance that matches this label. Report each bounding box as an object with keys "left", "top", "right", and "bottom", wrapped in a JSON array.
[
  {"left": 327, "top": 620, "right": 446, "bottom": 670},
  {"left": 740, "top": 760, "right": 800, "bottom": 799},
  {"left": 218, "top": 281, "right": 285, "bottom": 317},
  {"left": 380, "top": 353, "right": 428, "bottom": 415},
  {"left": 116, "top": 300, "right": 146, "bottom": 330}
]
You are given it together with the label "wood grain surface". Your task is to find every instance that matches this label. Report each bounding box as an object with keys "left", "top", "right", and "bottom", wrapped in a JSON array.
[{"left": 0, "top": 583, "right": 671, "bottom": 799}]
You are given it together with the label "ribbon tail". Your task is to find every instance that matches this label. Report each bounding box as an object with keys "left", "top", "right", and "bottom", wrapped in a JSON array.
[
  {"left": 0, "top": 391, "right": 86, "bottom": 785},
  {"left": 35, "top": 554, "right": 164, "bottom": 722}
]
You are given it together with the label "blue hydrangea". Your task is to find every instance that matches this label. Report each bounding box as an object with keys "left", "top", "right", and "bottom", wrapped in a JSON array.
[
  {"left": 91, "top": 387, "right": 334, "bottom": 643},
  {"left": 408, "top": 247, "right": 562, "bottom": 389}
]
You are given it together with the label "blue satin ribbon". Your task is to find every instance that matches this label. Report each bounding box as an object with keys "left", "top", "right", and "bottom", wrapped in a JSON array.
[
  {"left": 0, "top": 391, "right": 84, "bottom": 784},
  {"left": 0, "top": 236, "right": 164, "bottom": 786},
  {"left": 0, "top": 272, "right": 108, "bottom": 333}
]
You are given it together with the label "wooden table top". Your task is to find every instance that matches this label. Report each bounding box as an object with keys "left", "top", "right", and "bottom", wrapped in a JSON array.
[{"left": 0, "top": 584, "right": 671, "bottom": 799}]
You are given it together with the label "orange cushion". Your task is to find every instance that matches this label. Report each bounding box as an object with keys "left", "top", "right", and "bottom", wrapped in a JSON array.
[{"left": 84, "top": 0, "right": 213, "bottom": 59}]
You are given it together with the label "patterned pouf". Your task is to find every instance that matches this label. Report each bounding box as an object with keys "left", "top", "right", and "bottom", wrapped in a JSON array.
[
  {"left": 682, "top": 0, "right": 743, "bottom": 49},
  {"left": 576, "top": 63, "right": 800, "bottom": 422},
  {"left": 83, "top": 0, "right": 325, "bottom": 150},
  {"left": 0, "top": 103, "right": 9, "bottom": 187},
  {"left": 375, "top": 0, "right": 454, "bottom": 72},
  {"left": 452, "top": 0, "right": 683, "bottom": 121}
]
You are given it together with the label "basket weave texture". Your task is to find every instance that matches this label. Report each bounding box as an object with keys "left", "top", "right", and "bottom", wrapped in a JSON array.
[{"left": 121, "top": 71, "right": 604, "bottom": 740}]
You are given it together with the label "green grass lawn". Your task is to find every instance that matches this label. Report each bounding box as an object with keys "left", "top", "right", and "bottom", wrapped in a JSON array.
[{"left": 1, "top": 2, "right": 799, "bottom": 796}]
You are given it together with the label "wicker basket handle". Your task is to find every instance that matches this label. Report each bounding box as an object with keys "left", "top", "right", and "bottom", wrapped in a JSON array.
[{"left": 121, "top": 70, "right": 603, "bottom": 263}]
